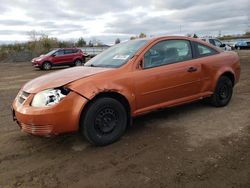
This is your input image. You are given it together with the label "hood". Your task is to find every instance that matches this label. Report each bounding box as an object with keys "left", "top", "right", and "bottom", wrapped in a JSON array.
[
  {"left": 22, "top": 66, "right": 112, "bottom": 93},
  {"left": 32, "top": 55, "right": 46, "bottom": 61}
]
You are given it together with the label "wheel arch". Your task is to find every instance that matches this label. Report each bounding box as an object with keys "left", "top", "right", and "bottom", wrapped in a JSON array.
[
  {"left": 79, "top": 91, "right": 132, "bottom": 130},
  {"left": 42, "top": 60, "right": 52, "bottom": 65},
  {"left": 220, "top": 71, "right": 235, "bottom": 86},
  {"left": 74, "top": 58, "right": 82, "bottom": 63},
  {"left": 212, "top": 69, "right": 236, "bottom": 92}
]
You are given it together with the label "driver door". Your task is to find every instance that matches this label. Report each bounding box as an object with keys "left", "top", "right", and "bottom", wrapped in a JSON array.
[
  {"left": 52, "top": 49, "right": 67, "bottom": 65},
  {"left": 133, "top": 39, "right": 202, "bottom": 114}
]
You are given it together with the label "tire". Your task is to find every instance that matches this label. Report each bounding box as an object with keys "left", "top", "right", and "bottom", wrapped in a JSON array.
[
  {"left": 80, "top": 98, "right": 127, "bottom": 146},
  {"left": 74, "top": 59, "right": 82, "bottom": 66},
  {"left": 42, "top": 62, "right": 52, "bottom": 70},
  {"left": 82, "top": 57, "right": 86, "bottom": 64},
  {"left": 209, "top": 76, "right": 233, "bottom": 107}
]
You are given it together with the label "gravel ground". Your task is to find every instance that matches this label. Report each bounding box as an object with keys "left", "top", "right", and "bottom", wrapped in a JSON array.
[{"left": 0, "top": 51, "right": 250, "bottom": 188}]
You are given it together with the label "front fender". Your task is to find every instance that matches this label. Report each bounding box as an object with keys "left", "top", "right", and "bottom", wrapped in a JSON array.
[{"left": 66, "top": 80, "right": 136, "bottom": 114}]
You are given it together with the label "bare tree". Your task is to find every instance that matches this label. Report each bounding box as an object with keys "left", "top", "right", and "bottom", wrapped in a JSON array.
[
  {"left": 130, "top": 36, "right": 136, "bottom": 40},
  {"left": 139, "top": 32, "right": 147, "bottom": 38},
  {"left": 28, "top": 30, "right": 39, "bottom": 42},
  {"left": 88, "top": 40, "right": 93, "bottom": 47},
  {"left": 77, "top": 37, "right": 86, "bottom": 47},
  {"left": 193, "top": 33, "right": 198, "bottom": 38}
]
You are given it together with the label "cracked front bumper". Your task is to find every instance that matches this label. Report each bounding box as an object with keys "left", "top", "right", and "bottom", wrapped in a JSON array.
[{"left": 12, "top": 90, "right": 88, "bottom": 136}]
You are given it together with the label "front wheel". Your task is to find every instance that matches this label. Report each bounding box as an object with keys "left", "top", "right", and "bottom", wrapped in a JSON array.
[
  {"left": 42, "top": 62, "right": 52, "bottom": 70},
  {"left": 209, "top": 76, "right": 233, "bottom": 107},
  {"left": 80, "top": 98, "right": 127, "bottom": 146}
]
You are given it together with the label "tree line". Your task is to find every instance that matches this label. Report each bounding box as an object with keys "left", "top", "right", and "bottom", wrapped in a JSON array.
[{"left": 0, "top": 31, "right": 104, "bottom": 61}]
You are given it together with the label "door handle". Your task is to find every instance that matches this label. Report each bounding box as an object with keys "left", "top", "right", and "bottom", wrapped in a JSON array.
[{"left": 187, "top": 67, "right": 197, "bottom": 72}]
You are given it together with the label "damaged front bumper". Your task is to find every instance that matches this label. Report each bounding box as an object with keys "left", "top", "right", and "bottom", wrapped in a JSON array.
[{"left": 12, "top": 90, "right": 88, "bottom": 136}]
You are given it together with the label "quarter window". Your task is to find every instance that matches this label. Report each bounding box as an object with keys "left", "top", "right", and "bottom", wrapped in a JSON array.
[
  {"left": 209, "top": 39, "right": 216, "bottom": 46},
  {"left": 144, "top": 40, "right": 192, "bottom": 69},
  {"left": 196, "top": 43, "right": 217, "bottom": 57},
  {"left": 214, "top": 39, "right": 222, "bottom": 47}
]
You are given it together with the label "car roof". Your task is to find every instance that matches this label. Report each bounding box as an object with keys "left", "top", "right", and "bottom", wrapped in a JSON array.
[
  {"left": 63, "top": 48, "right": 80, "bottom": 50},
  {"left": 131, "top": 35, "right": 222, "bottom": 56},
  {"left": 148, "top": 36, "right": 219, "bottom": 47}
]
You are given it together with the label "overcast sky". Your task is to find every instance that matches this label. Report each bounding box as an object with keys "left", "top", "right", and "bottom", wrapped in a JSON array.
[{"left": 0, "top": 0, "right": 249, "bottom": 44}]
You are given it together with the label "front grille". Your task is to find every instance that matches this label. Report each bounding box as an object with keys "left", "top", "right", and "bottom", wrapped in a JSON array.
[
  {"left": 18, "top": 96, "right": 25, "bottom": 104},
  {"left": 22, "top": 91, "right": 30, "bottom": 98},
  {"left": 21, "top": 123, "right": 53, "bottom": 135},
  {"left": 18, "top": 91, "right": 30, "bottom": 104}
]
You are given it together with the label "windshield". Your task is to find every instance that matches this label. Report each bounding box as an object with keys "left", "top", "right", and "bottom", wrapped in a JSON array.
[
  {"left": 85, "top": 39, "right": 148, "bottom": 68},
  {"left": 45, "top": 49, "right": 58, "bottom": 56}
]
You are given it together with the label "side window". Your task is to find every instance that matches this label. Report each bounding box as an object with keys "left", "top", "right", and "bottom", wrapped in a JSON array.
[
  {"left": 209, "top": 39, "right": 216, "bottom": 46},
  {"left": 144, "top": 40, "right": 192, "bottom": 69},
  {"left": 214, "top": 40, "right": 222, "bottom": 47},
  {"left": 196, "top": 43, "right": 218, "bottom": 57},
  {"left": 54, "top": 50, "right": 64, "bottom": 56},
  {"left": 64, "top": 49, "right": 74, "bottom": 54}
]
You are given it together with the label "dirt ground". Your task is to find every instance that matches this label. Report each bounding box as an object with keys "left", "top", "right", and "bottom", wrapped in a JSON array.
[{"left": 0, "top": 51, "right": 250, "bottom": 188}]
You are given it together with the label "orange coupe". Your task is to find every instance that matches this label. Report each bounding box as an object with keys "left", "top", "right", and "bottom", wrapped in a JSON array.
[{"left": 12, "top": 36, "right": 240, "bottom": 146}]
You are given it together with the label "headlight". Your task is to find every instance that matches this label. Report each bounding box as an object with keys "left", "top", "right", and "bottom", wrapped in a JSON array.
[
  {"left": 31, "top": 87, "right": 70, "bottom": 107},
  {"left": 36, "top": 57, "right": 43, "bottom": 61}
]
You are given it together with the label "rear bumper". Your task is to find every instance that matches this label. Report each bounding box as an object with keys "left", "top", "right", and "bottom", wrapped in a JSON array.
[{"left": 12, "top": 91, "right": 88, "bottom": 136}]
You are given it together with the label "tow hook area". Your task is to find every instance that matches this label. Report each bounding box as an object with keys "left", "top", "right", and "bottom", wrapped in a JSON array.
[
  {"left": 12, "top": 109, "right": 22, "bottom": 128},
  {"left": 12, "top": 109, "right": 17, "bottom": 121}
]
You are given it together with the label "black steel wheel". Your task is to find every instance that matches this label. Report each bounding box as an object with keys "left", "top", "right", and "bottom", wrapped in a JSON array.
[
  {"left": 209, "top": 76, "right": 233, "bottom": 107},
  {"left": 80, "top": 97, "right": 127, "bottom": 146}
]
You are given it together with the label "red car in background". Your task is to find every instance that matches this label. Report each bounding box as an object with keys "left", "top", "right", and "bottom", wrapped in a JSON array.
[{"left": 32, "top": 48, "right": 86, "bottom": 70}]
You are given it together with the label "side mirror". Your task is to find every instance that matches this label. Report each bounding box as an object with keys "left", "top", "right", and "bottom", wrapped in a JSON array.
[
  {"left": 220, "top": 44, "right": 226, "bottom": 47},
  {"left": 51, "top": 54, "right": 56, "bottom": 57}
]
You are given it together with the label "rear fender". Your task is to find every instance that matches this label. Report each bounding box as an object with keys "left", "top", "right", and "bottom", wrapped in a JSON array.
[{"left": 211, "top": 67, "right": 235, "bottom": 92}]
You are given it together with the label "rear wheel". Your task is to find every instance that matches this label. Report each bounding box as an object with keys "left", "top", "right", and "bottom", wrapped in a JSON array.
[
  {"left": 80, "top": 98, "right": 127, "bottom": 146},
  {"left": 82, "top": 57, "right": 86, "bottom": 64},
  {"left": 209, "top": 76, "right": 233, "bottom": 107},
  {"left": 74, "top": 59, "right": 82, "bottom": 66},
  {"left": 42, "top": 62, "right": 52, "bottom": 70}
]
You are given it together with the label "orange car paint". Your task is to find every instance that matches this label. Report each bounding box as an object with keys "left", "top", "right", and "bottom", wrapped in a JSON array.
[
  {"left": 13, "top": 91, "right": 88, "bottom": 135},
  {"left": 12, "top": 36, "right": 240, "bottom": 136}
]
